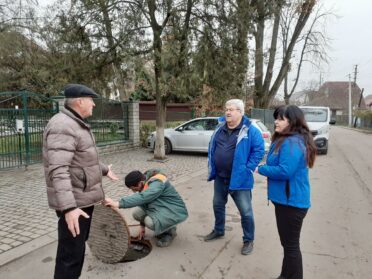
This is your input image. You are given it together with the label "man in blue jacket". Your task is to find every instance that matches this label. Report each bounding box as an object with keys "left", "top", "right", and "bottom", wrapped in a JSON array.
[{"left": 204, "top": 99, "right": 265, "bottom": 255}]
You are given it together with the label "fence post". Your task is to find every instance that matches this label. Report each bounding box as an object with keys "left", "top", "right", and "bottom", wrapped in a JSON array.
[
  {"left": 128, "top": 102, "right": 140, "bottom": 147},
  {"left": 22, "top": 92, "right": 30, "bottom": 166}
]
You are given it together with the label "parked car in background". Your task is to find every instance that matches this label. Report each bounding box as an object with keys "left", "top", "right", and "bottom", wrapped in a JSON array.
[
  {"left": 300, "top": 106, "right": 334, "bottom": 155},
  {"left": 146, "top": 117, "right": 271, "bottom": 154}
]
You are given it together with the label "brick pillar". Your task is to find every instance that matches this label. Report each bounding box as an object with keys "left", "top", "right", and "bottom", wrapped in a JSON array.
[{"left": 128, "top": 102, "right": 140, "bottom": 147}]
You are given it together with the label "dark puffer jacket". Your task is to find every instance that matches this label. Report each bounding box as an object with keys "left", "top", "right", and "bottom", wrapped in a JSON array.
[{"left": 43, "top": 108, "right": 108, "bottom": 211}]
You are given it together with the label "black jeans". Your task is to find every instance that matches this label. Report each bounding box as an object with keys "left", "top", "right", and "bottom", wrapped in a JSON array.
[
  {"left": 274, "top": 203, "right": 308, "bottom": 279},
  {"left": 54, "top": 206, "right": 94, "bottom": 279}
]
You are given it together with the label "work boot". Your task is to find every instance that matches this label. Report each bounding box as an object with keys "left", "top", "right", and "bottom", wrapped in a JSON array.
[
  {"left": 168, "top": 227, "right": 177, "bottom": 236},
  {"left": 156, "top": 227, "right": 177, "bottom": 247},
  {"left": 156, "top": 233, "right": 175, "bottom": 247},
  {"left": 155, "top": 232, "right": 166, "bottom": 239},
  {"left": 203, "top": 230, "right": 224, "bottom": 242},
  {"left": 241, "top": 241, "right": 253, "bottom": 255}
]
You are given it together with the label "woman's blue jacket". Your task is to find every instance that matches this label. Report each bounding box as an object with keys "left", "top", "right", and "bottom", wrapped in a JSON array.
[{"left": 258, "top": 135, "right": 311, "bottom": 208}]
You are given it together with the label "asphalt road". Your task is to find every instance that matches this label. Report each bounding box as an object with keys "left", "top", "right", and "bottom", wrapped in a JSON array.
[
  {"left": 1, "top": 126, "right": 372, "bottom": 278},
  {"left": 303, "top": 126, "right": 372, "bottom": 278}
]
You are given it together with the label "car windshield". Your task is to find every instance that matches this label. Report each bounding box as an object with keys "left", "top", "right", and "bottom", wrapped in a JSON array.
[
  {"left": 182, "top": 119, "right": 218, "bottom": 131},
  {"left": 301, "top": 108, "right": 328, "bottom": 122}
]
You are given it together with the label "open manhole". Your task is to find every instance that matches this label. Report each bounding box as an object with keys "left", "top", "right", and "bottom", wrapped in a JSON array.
[{"left": 87, "top": 204, "right": 152, "bottom": 263}]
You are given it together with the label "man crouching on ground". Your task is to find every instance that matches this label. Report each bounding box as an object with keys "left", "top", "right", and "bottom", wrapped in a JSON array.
[{"left": 104, "top": 169, "right": 188, "bottom": 247}]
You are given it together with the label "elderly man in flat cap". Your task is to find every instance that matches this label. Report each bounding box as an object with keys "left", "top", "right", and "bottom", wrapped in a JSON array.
[
  {"left": 104, "top": 168, "right": 188, "bottom": 247},
  {"left": 43, "top": 84, "right": 119, "bottom": 279}
]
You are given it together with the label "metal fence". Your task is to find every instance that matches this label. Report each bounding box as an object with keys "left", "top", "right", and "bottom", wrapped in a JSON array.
[
  {"left": 0, "top": 93, "right": 131, "bottom": 169},
  {"left": 0, "top": 91, "right": 59, "bottom": 169},
  {"left": 336, "top": 114, "right": 372, "bottom": 129},
  {"left": 250, "top": 108, "right": 275, "bottom": 132},
  {"left": 87, "top": 98, "right": 130, "bottom": 145}
]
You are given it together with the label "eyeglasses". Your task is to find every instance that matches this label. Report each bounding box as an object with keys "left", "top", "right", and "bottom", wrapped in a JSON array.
[{"left": 225, "top": 108, "right": 240, "bottom": 113}]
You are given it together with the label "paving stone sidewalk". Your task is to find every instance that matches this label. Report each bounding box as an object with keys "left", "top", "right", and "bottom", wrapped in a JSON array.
[{"left": 0, "top": 148, "right": 208, "bottom": 262}]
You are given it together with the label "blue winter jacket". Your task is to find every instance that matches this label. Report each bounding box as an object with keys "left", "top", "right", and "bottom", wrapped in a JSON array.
[
  {"left": 208, "top": 115, "right": 265, "bottom": 190},
  {"left": 258, "top": 135, "right": 311, "bottom": 208}
]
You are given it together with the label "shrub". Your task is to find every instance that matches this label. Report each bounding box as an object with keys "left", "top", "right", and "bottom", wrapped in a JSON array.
[
  {"left": 140, "top": 122, "right": 156, "bottom": 147},
  {"left": 355, "top": 110, "right": 372, "bottom": 128},
  {"left": 109, "top": 122, "right": 119, "bottom": 135}
]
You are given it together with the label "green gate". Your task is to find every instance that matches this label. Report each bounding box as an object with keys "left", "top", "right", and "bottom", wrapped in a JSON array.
[{"left": 0, "top": 91, "right": 59, "bottom": 169}]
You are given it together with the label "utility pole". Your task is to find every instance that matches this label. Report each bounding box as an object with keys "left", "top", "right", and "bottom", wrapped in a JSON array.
[
  {"left": 350, "top": 65, "right": 358, "bottom": 127},
  {"left": 354, "top": 88, "right": 364, "bottom": 128},
  {"left": 353, "top": 64, "right": 358, "bottom": 85},
  {"left": 348, "top": 74, "right": 352, "bottom": 126}
]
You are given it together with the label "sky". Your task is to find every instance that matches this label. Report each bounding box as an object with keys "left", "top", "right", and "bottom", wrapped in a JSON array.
[{"left": 301, "top": 0, "right": 372, "bottom": 96}]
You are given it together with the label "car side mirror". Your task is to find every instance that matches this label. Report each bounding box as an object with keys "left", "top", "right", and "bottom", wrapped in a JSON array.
[
  {"left": 176, "top": 126, "right": 184, "bottom": 132},
  {"left": 329, "top": 119, "right": 336, "bottom": 125}
]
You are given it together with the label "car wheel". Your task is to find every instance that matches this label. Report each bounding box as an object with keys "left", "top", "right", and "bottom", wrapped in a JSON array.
[{"left": 165, "top": 138, "right": 172, "bottom": 154}]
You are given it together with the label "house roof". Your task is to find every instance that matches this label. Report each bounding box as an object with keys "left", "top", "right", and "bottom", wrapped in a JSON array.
[
  {"left": 364, "top": 95, "right": 372, "bottom": 106},
  {"left": 289, "top": 90, "right": 317, "bottom": 105},
  {"left": 307, "top": 81, "right": 366, "bottom": 110},
  {"left": 291, "top": 90, "right": 308, "bottom": 100}
]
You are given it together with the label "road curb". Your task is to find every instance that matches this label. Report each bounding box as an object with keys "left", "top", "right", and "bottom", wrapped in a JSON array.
[{"left": 0, "top": 231, "right": 57, "bottom": 267}]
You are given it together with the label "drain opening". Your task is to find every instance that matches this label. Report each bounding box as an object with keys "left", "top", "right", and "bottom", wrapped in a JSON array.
[
  {"left": 87, "top": 204, "right": 152, "bottom": 263},
  {"left": 124, "top": 238, "right": 152, "bottom": 262}
]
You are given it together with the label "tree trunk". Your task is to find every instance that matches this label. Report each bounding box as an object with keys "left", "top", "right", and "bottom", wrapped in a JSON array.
[
  {"left": 268, "top": 0, "right": 316, "bottom": 102},
  {"left": 235, "top": 0, "right": 250, "bottom": 91},
  {"left": 284, "top": 95, "right": 290, "bottom": 105},
  {"left": 153, "top": 27, "right": 166, "bottom": 159},
  {"left": 147, "top": 0, "right": 171, "bottom": 160},
  {"left": 98, "top": 0, "right": 127, "bottom": 100},
  {"left": 253, "top": 0, "right": 316, "bottom": 108},
  {"left": 253, "top": 0, "right": 265, "bottom": 108},
  {"left": 154, "top": 93, "right": 166, "bottom": 159}
]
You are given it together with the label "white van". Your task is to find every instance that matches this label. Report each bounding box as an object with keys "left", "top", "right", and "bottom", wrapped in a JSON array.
[{"left": 299, "top": 106, "right": 335, "bottom": 154}]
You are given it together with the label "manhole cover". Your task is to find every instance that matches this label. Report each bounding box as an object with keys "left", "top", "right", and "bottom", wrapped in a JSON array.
[{"left": 87, "top": 204, "right": 151, "bottom": 263}]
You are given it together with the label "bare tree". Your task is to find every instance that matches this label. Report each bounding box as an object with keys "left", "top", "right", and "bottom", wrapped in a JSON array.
[
  {"left": 0, "top": 0, "right": 37, "bottom": 32},
  {"left": 253, "top": 0, "right": 317, "bottom": 108},
  {"left": 282, "top": 2, "right": 332, "bottom": 104}
]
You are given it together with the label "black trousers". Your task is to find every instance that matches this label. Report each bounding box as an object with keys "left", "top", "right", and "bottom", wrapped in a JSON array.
[
  {"left": 54, "top": 206, "right": 94, "bottom": 279},
  {"left": 274, "top": 203, "right": 308, "bottom": 279}
]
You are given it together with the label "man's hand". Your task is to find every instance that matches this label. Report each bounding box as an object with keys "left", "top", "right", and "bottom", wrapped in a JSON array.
[
  {"left": 64, "top": 208, "right": 90, "bottom": 237},
  {"left": 107, "top": 164, "right": 119, "bottom": 181},
  {"left": 137, "top": 225, "right": 145, "bottom": 240},
  {"left": 103, "top": 197, "right": 119, "bottom": 209}
]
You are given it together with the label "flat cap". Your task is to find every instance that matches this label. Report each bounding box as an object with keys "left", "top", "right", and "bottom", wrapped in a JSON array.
[{"left": 63, "top": 84, "right": 100, "bottom": 98}]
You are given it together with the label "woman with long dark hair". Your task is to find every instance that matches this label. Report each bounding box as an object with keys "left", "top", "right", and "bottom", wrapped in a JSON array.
[{"left": 257, "top": 105, "right": 317, "bottom": 279}]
